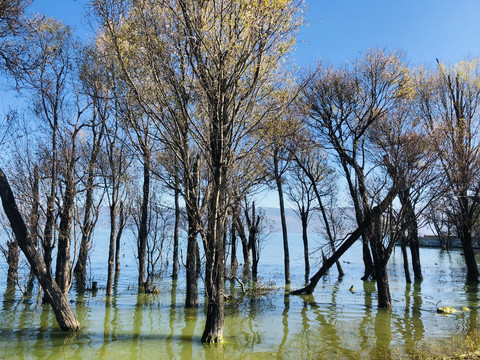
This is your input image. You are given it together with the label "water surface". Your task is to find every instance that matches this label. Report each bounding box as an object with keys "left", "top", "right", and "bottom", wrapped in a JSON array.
[{"left": 0, "top": 233, "right": 478, "bottom": 359}]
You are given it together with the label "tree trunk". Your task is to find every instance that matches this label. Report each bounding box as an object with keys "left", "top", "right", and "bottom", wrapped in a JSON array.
[
  {"left": 106, "top": 203, "right": 117, "bottom": 298},
  {"left": 6, "top": 237, "right": 19, "bottom": 286},
  {"left": 201, "top": 181, "right": 225, "bottom": 343},
  {"left": 301, "top": 214, "right": 309, "bottom": 284},
  {"left": 185, "top": 217, "right": 198, "bottom": 307},
  {"left": 137, "top": 158, "right": 150, "bottom": 289},
  {"left": 376, "top": 265, "right": 392, "bottom": 308},
  {"left": 459, "top": 196, "right": 479, "bottom": 283},
  {"left": 361, "top": 238, "right": 375, "bottom": 280},
  {"left": 0, "top": 168, "right": 80, "bottom": 331},
  {"left": 74, "top": 163, "right": 96, "bottom": 288},
  {"left": 230, "top": 216, "right": 237, "bottom": 273},
  {"left": 172, "top": 176, "right": 180, "bottom": 280},
  {"left": 56, "top": 163, "right": 75, "bottom": 296},
  {"left": 115, "top": 201, "right": 125, "bottom": 273},
  {"left": 274, "top": 156, "right": 290, "bottom": 285},
  {"left": 401, "top": 236, "right": 412, "bottom": 284}
]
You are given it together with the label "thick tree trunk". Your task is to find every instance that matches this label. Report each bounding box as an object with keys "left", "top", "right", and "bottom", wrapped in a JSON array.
[
  {"left": 376, "top": 265, "right": 392, "bottom": 308},
  {"left": 137, "top": 159, "right": 150, "bottom": 289},
  {"left": 0, "top": 168, "right": 80, "bottom": 330},
  {"left": 409, "top": 237, "right": 422, "bottom": 281},
  {"left": 274, "top": 156, "right": 290, "bottom": 285}
]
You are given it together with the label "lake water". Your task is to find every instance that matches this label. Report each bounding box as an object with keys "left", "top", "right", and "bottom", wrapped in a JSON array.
[{"left": 0, "top": 231, "right": 478, "bottom": 359}]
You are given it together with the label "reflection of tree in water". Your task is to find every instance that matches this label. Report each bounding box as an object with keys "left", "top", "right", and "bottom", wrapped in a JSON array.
[
  {"left": 181, "top": 306, "right": 198, "bottom": 360},
  {"left": 466, "top": 283, "right": 478, "bottom": 334},
  {"left": 224, "top": 284, "right": 276, "bottom": 356},
  {"left": 371, "top": 308, "right": 392, "bottom": 359},
  {"left": 276, "top": 294, "right": 289, "bottom": 359},
  {"left": 359, "top": 280, "right": 375, "bottom": 355},
  {"left": 283, "top": 280, "right": 356, "bottom": 358},
  {"left": 166, "top": 281, "right": 177, "bottom": 358},
  {"left": 398, "top": 281, "right": 425, "bottom": 354}
]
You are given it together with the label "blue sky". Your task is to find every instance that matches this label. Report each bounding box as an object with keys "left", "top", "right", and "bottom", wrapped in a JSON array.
[{"left": 29, "top": 0, "right": 480, "bottom": 68}]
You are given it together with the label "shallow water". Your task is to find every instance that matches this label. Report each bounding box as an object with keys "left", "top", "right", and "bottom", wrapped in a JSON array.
[{"left": 0, "top": 232, "right": 478, "bottom": 359}]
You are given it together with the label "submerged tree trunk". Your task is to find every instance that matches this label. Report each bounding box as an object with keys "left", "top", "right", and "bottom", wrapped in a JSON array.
[{"left": 0, "top": 168, "right": 80, "bottom": 331}]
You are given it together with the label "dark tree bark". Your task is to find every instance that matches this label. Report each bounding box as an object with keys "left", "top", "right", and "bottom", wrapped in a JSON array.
[
  {"left": 300, "top": 212, "right": 309, "bottom": 283},
  {"left": 0, "top": 168, "right": 80, "bottom": 331},
  {"left": 138, "top": 156, "right": 150, "bottom": 289},
  {"left": 185, "top": 216, "right": 198, "bottom": 307}
]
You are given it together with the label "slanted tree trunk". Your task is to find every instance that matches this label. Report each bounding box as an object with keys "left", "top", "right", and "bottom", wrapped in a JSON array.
[
  {"left": 291, "top": 188, "right": 397, "bottom": 296},
  {"left": 459, "top": 195, "right": 479, "bottom": 283},
  {"left": 0, "top": 168, "right": 80, "bottom": 331}
]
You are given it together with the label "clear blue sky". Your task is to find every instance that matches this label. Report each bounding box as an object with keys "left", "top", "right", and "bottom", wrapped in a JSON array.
[{"left": 29, "top": 0, "right": 480, "bottom": 68}]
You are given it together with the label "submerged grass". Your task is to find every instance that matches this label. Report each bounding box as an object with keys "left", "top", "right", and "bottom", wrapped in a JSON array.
[{"left": 405, "top": 330, "right": 480, "bottom": 360}]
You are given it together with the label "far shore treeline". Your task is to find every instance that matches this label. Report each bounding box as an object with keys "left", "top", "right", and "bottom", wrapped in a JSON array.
[{"left": 0, "top": 0, "right": 480, "bottom": 343}]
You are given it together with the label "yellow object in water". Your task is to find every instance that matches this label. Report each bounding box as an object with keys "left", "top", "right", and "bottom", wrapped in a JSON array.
[
  {"left": 437, "top": 306, "right": 458, "bottom": 314},
  {"left": 462, "top": 307, "right": 470, "bottom": 312}
]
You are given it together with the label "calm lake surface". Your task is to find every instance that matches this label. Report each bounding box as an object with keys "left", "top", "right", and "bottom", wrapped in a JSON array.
[{"left": 0, "top": 231, "right": 478, "bottom": 359}]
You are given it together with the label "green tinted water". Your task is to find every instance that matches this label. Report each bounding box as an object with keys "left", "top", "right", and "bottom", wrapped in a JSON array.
[{"left": 0, "top": 241, "right": 478, "bottom": 359}]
